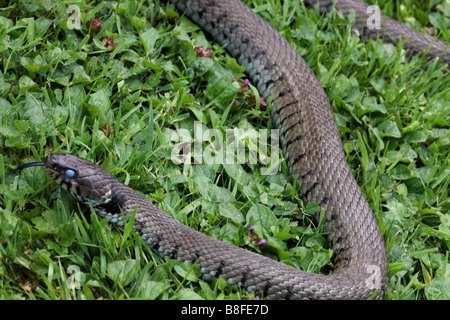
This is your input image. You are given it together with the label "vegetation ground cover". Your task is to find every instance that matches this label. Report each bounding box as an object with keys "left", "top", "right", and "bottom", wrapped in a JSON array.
[{"left": 0, "top": 0, "right": 449, "bottom": 300}]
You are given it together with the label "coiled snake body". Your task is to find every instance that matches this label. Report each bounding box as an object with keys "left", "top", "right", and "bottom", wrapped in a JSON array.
[{"left": 13, "top": 1, "right": 449, "bottom": 299}]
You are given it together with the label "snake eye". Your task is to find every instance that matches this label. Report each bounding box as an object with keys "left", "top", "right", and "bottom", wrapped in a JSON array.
[{"left": 65, "top": 169, "right": 76, "bottom": 178}]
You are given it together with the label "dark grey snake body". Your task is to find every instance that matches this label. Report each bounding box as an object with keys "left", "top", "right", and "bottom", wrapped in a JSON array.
[{"left": 13, "top": 1, "right": 449, "bottom": 299}]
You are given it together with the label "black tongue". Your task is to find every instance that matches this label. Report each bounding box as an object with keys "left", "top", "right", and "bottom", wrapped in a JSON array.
[{"left": 9, "top": 162, "right": 45, "bottom": 175}]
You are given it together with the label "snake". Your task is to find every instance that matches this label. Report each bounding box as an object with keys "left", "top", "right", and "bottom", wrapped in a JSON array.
[{"left": 12, "top": 0, "right": 449, "bottom": 299}]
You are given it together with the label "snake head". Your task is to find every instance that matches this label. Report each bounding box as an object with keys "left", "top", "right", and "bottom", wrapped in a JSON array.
[
  {"left": 44, "top": 153, "right": 116, "bottom": 205},
  {"left": 12, "top": 153, "right": 115, "bottom": 206}
]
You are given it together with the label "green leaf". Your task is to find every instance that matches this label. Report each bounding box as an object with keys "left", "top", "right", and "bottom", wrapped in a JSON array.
[
  {"left": 5, "top": 188, "right": 29, "bottom": 201},
  {"left": 389, "top": 164, "right": 411, "bottom": 180},
  {"left": 72, "top": 64, "right": 91, "bottom": 83},
  {"left": 64, "top": 84, "right": 86, "bottom": 108},
  {"left": 189, "top": 57, "right": 214, "bottom": 77},
  {"left": 205, "top": 73, "right": 240, "bottom": 109},
  {"left": 305, "top": 202, "right": 319, "bottom": 215},
  {"left": 305, "top": 235, "right": 328, "bottom": 248},
  {"left": 359, "top": 96, "right": 387, "bottom": 115},
  {"left": 176, "top": 290, "right": 204, "bottom": 300},
  {"left": 217, "top": 202, "right": 244, "bottom": 224},
  {"left": 139, "top": 281, "right": 171, "bottom": 299},
  {"left": 174, "top": 262, "right": 200, "bottom": 282},
  {"left": 378, "top": 120, "right": 401, "bottom": 138},
  {"left": 295, "top": 15, "right": 316, "bottom": 41},
  {"left": 0, "top": 124, "right": 21, "bottom": 138},
  {"left": 140, "top": 27, "right": 160, "bottom": 55},
  {"left": 370, "top": 77, "right": 386, "bottom": 93},
  {"left": 18, "top": 75, "right": 37, "bottom": 92},
  {"left": 246, "top": 204, "right": 277, "bottom": 239},
  {"left": 107, "top": 260, "right": 139, "bottom": 287},
  {"left": 425, "top": 277, "right": 450, "bottom": 300},
  {"left": 191, "top": 175, "right": 234, "bottom": 203},
  {"left": 86, "top": 89, "right": 113, "bottom": 126},
  {"left": 223, "top": 163, "right": 252, "bottom": 186},
  {"left": 428, "top": 12, "right": 447, "bottom": 33}
]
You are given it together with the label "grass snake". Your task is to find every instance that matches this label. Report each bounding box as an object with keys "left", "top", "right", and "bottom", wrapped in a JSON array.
[{"left": 12, "top": 0, "right": 449, "bottom": 299}]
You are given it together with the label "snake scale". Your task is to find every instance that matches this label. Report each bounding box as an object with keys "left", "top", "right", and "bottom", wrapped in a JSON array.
[{"left": 13, "top": 1, "right": 449, "bottom": 299}]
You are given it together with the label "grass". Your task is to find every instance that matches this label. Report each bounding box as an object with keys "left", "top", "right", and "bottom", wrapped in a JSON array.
[{"left": 0, "top": 0, "right": 449, "bottom": 300}]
